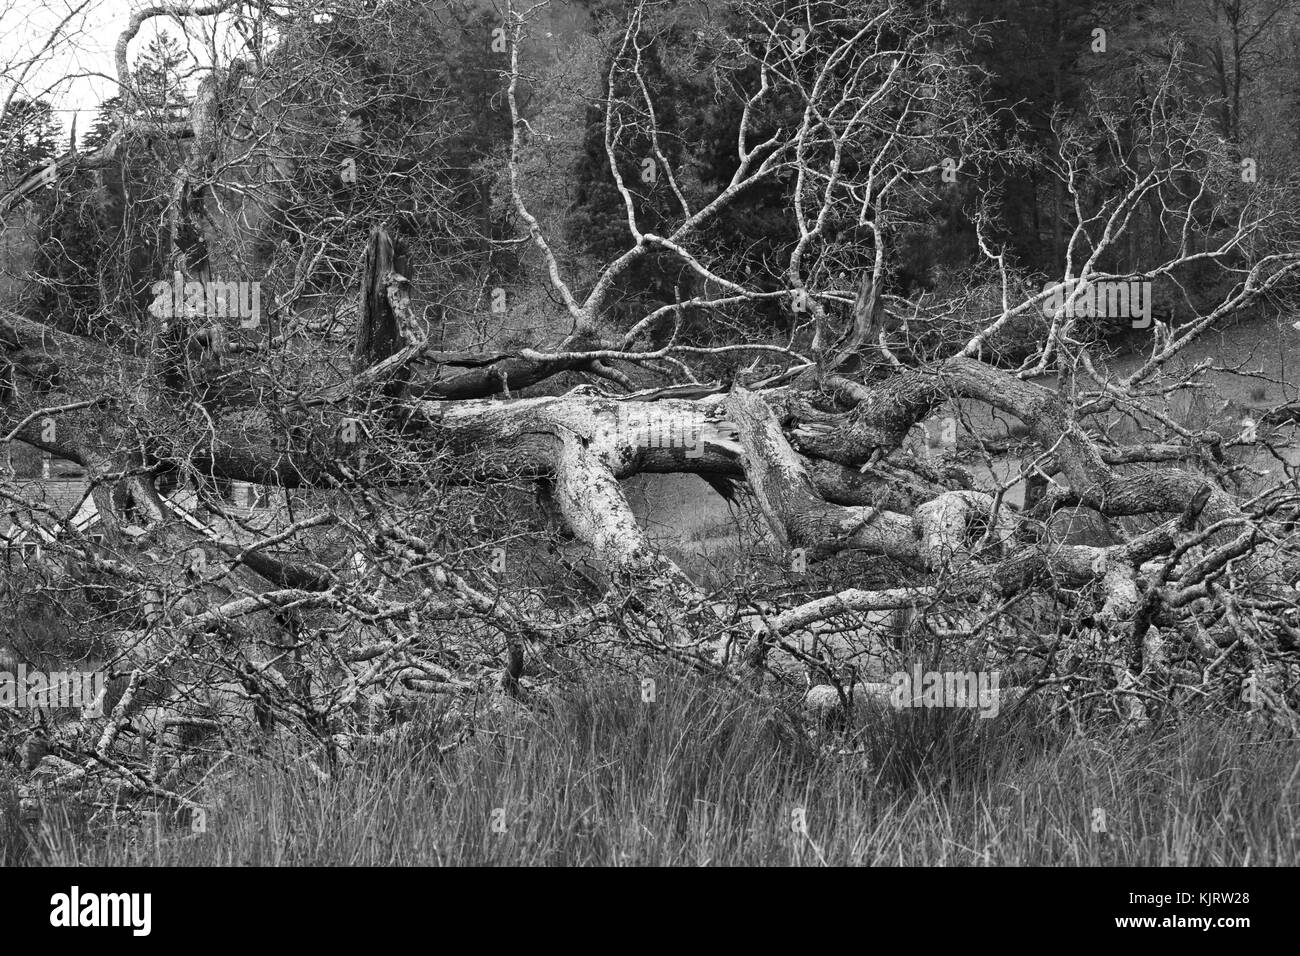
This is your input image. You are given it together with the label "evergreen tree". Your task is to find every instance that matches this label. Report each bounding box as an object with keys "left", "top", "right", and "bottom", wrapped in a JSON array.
[
  {"left": 0, "top": 98, "right": 62, "bottom": 189},
  {"left": 83, "top": 96, "right": 124, "bottom": 151},
  {"left": 134, "top": 32, "right": 191, "bottom": 122}
]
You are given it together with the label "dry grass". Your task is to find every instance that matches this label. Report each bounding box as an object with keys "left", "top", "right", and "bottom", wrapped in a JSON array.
[{"left": 4, "top": 675, "right": 1298, "bottom": 866}]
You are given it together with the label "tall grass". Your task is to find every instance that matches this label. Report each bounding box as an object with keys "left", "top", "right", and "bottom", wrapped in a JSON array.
[{"left": 5, "top": 676, "right": 1298, "bottom": 865}]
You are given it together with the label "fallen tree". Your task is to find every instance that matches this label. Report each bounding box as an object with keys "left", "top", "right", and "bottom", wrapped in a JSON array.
[{"left": 2, "top": 0, "right": 1300, "bottom": 818}]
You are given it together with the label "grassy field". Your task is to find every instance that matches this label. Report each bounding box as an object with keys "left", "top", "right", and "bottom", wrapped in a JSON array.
[{"left": 4, "top": 677, "right": 1298, "bottom": 865}]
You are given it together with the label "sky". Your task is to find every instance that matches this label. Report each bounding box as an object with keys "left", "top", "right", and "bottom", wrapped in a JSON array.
[{"left": 0, "top": 0, "right": 244, "bottom": 143}]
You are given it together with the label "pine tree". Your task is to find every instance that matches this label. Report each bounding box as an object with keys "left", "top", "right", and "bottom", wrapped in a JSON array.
[
  {"left": 0, "top": 98, "right": 62, "bottom": 188},
  {"left": 134, "top": 32, "right": 191, "bottom": 123},
  {"left": 83, "top": 96, "right": 123, "bottom": 151}
]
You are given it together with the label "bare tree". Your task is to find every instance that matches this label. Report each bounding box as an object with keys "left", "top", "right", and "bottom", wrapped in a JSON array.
[{"left": 2, "top": 0, "right": 1298, "bottom": 816}]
